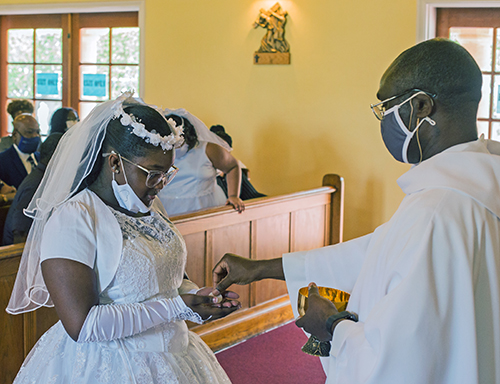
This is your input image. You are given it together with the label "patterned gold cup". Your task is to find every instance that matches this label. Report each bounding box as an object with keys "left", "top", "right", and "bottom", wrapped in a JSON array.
[
  {"left": 297, "top": 286, "right": 350, "bottom": 357},
  {"left": 297, "top": 286, "right": 350, "bottom": 316}
]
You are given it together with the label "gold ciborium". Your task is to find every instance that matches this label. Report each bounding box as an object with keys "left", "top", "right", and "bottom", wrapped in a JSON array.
[{"left": 297, "top": 287, "right": 350, "bottom": 357}]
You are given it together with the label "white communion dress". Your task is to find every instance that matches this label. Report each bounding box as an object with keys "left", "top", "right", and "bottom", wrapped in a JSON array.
[
  {"left": 13, "top": 189, "right": 231, "bottom": 384},
  {"left": 158, "top": 142, "right": 227, "bottom": 216}
]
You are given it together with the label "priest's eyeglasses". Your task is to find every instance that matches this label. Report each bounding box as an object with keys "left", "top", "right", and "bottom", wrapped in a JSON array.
[
  {"left": 370, "top": 88, "right": 436, "bottom": 121},
  {"left": 104, "top": 152, "right": 179, "bottom": 188}
]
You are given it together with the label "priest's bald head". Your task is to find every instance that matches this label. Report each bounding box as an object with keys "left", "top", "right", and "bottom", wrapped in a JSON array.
[{"left": 373, "top": 38, "right": 482, "bottom": 164}]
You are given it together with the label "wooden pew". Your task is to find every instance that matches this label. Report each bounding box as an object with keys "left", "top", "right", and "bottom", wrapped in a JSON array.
[
  {"left": 0, "top": 174, "right": 343, "bottom": 383},
  {"left": 0, "top": 204, "right": 10, "bottom": 244}
]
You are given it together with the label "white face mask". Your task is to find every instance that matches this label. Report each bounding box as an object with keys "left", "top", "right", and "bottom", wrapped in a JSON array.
[
  {"left": 111, "top": 155, "right": 151, "bottom": 214},
  {"left": 380, "top": 91, "right": 436, "bottom": 163},
  {"left": 66, "top": 120, "right": 77, "bottom": 130}
]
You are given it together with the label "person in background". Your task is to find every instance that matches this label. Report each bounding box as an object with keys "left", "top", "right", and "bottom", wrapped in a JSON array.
[
  {"left": 0, "top": 180, "right": 16, "bottom": 207},
  {"left": 211, "top": 38, "right": 500, "bottom": 383},
  {"left": 49, "top": 107, "right": 79, "bottom": 135},
  {"left": 210, "top": 124, "right": 266, "bottom": 200},
  {"left": 0, "top": 114, "right": 41, "bottom": 188},
  {"left": 3, "top": 132, "right": 63, "bottom": 245},
  {"left": 0, "top": 99, "right": 35, "bottom": 152},
  {"left": 157, "top": 109, "right": 245, "bottom": 216}
]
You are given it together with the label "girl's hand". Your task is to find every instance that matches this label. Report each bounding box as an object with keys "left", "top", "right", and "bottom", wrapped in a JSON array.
[
  {"left": 196, "top": 286, "right": 240, "bottom": 308},
  {"left": 181, "top": 289, "right": 241, "bottom": 321},
  {"left": 226, "top": 196, "right": 245, "bottom": 213}
]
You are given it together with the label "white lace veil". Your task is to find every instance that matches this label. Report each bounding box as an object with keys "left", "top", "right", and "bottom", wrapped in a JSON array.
[
  {"left": 6, "top": 92, "right": 155, "bottom": 314},
  {"left": 163, "top": 108, "right": 232, "bottom": 152}
]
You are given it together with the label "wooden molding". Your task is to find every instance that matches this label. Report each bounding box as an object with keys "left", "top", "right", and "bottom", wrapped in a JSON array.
[
  {"left": 172, "top": 187, "right": 334, "bottom": 235},
  {"left": 323, "top": 174, "right": 344, "bottom": 244},
  {"left": 0, "top": 242, "right": 24, "bottom": 260},
  {"left": 191, "top": 295, "right": 294, "bottom": 352}
]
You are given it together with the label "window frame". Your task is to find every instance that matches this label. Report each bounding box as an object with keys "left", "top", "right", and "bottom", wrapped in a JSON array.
[
  {"left": 0, "top": 2, "right": 144, "bottom": 137},
  {"left": 435, "top": 8, "right": 500, "bottom": 139},
  {"left": 0, "top": 14, "right": 71, "bottom": 136},
  {"left": 416, "top": 0, "right": 500, "bottom": 42},
  {"left": 416, "top": 1, "right": 500, "bottom": 140},
  {"left": 71, "top": 12, "right": 139, "bottom": 114}
]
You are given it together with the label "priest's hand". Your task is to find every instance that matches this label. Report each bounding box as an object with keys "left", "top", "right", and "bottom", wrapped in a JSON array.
[
  {"left": 212, "top": 253, "right": 260, "bottom": 295},
  {"left": 295, "top": 282, "right": 339, "bottom": 342},
  {"left": 212, "top": 254, "right": 285, "bottom": 296}
]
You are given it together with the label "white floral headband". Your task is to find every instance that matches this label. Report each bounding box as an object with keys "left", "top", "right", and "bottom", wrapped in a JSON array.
[{"left": 111, "top": 93, "right": 185, "bottom": 151}]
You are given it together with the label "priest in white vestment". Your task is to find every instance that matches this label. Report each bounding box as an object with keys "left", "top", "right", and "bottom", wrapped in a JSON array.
[{"left": 212, "top": 38, "right": 500, "bottom": 384}]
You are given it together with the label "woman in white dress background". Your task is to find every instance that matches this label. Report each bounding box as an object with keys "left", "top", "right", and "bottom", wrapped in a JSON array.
[
  {"left": 7, "top": 93, "right": 239, "bottom": 383},
  {"left": 157, "top": 109, "right": 245, "bottom": 216}
]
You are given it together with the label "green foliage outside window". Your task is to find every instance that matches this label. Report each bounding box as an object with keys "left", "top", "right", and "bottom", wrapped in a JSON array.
[{"left": 7, "top": 26, "right": 139, "bottom": 110}]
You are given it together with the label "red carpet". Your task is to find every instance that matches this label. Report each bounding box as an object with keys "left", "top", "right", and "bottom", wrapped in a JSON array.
[{"left": 216, "top": 322, "right": 327, "bottom": 384}]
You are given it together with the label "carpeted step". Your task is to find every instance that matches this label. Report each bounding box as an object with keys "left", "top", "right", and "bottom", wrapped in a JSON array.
[{"left": 217, "top": 321, "right": 327, "bottom": 384}]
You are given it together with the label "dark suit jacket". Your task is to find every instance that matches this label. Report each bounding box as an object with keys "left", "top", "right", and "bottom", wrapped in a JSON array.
[
  {"left": 3, "top": 163, "right": 45, "bottom": 245},
  {"left": 0, "top": 146, "right": 29, "bottom": 188}
]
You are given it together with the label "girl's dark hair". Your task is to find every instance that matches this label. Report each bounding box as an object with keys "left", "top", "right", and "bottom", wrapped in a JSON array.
[
  {"left": 49, "top": 107, "right": 78, "bottom": 135},
  {"left": 81, "top": 105, "right": 172, "bottom": 189},
  {"left": 7, "top": 99, "right": 34, "bottom": 119},
  {"left": 210, "top": 125, "right": 232, "bottom": 148},
  {"left": 166, "top": 114, "right": 198, "bottom": 151}
]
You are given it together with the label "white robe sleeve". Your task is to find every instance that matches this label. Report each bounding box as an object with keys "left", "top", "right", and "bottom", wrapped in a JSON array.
[
  {"left": 283, "top": 233, "right": 373, "bottom": 317},
  {"left": 328, "top": 192, "right": 495, "bottom": 383}
]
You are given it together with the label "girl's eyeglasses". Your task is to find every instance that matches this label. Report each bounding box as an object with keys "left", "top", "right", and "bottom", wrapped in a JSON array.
[{"left": 104, "top": 152, "right": 179, "bottom": 188}]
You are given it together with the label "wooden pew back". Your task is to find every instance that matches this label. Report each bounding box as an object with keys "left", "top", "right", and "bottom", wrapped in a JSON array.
[
  {"left": 0, "top": 174, "right": 343, "bottom": 382},
  {"left": 175, "top": 174, "right": 343, "bottom": 310},
  {"left": 0, "top": 204, "right": 10, "bottom": 244}
]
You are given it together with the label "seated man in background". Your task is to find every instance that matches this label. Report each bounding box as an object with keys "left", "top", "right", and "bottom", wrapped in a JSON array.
[
  {"left": 212, "top": 38, "right": 500, "bottom": 383},
  {"left": 0, "top": 114, "right": 40, "bottom": 189},
  {"left": 0, "top": 99, "right": 35, "bottom": 153},
  {"left": 3, "top": 132, "right": 63, "bottom": 245},
  {"left": 210, "top": 124, "right": 266, "bottom": 200}
]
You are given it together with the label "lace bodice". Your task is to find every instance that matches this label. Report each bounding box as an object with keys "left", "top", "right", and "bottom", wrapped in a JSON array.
[
  {"left": 99, "top": 207, "right": 187, "bottom": 305},
  {"left": 14, "top": 199, "right": 232, "bottom": 384}
]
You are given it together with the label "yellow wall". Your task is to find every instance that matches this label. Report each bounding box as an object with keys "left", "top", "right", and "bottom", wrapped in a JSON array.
[{"left": 0, "top": 0, "right": 419, "bottom": 240}]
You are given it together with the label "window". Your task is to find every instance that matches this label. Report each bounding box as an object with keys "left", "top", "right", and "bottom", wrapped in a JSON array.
[
  {"left": 0, "top": 14, "right": 68, "bottom": 137},
  {"left": 437, "top": 8, "right": 500, "bottom": 140},
  {"left": 72, "top": 13, "right": 140, "bottom": 119},
  {"left": 0, "top": 12, "right": 139, "bottom": 137}
]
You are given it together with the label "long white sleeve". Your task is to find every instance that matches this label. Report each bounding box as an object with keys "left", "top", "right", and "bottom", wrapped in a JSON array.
[
  {"left": 325, "top": 190, "right": 500, "bottom": 383},
  {"left": 283, "top": 233, "right": 372, "bottom": 318},
  {"left": 77, "top": 296, "right": 203, "bottom": 343}
]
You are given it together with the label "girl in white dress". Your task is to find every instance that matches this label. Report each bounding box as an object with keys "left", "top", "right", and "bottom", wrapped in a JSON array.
[
  {"left": 157, "top": 109, "right": 245, "bottom": 216},
  {"left": 6, "top": 93, "right": 239, "bottom": 383}
]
